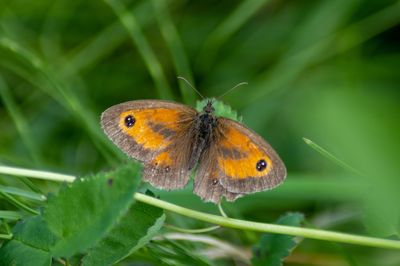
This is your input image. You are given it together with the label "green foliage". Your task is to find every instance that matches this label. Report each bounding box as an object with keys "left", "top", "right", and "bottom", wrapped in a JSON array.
[
  {"left": 82, "top": 201, "right": 165, "bottom": 265},
  {"left": 13, "top": 216, "right": 57, "bottom": 251},
  {"left": 252, "top": 213, "right": 304, "bottom": 266},
  {"left": 0, "top": 216, "right": 54, "bottom": 266},
  {"left": 196, "top": 98, "right": 242, "bottom": 122},
  {"left": 43, "top": 163, "right": 142, "bottom": 257},
  {"left": 0, "top": 240, "right": 51, "bottom": 266},
  {"left": 0, "top": 164, "right": 166, "bottom": 265}
]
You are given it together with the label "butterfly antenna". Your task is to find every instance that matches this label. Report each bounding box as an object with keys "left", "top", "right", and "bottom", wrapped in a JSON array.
[
  {"left": 177, "top": 76, "right": 205, "bottom": 99},
  {"left": 216, "top": 81, "right": 248, "bottom": 100}
]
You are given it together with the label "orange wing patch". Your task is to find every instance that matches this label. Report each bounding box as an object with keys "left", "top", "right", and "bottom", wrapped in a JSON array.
[
  {"left": 119, "top": 108, "right": 180, "bottom": 150},
  {"left": 218, "top": 127, "right": 272, "bottom": 179},
  {"left": 151, "top": 151, "right": 173, "bottom": 166}
]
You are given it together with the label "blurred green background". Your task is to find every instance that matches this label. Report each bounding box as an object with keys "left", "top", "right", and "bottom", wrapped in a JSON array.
[{"left": 0, "top": 0, "right": 399, "bottom": 265}]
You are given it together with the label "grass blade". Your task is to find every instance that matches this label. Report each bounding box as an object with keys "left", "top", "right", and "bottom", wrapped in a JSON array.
[
  {"left": 0, "top": 210, "right": 23, "bottom": 220},
  {"left": 0, "top": 37, "right": 123, "bottom": 165},
  {"left": 0, "top": 185, "right": 45, "bottom": 201},
  {"left": 0, "top": 76, "right": 42, "bottom": 165},
  {"left": 0, "top": 190, "right": 39, "bottom": 215},
  {"left": 63, "top": 1, "right": 164, "bottom": 75},
  {"left": 152, "top": 0, "right": 196, "bottom": 104},
  {"left": 303, "top": 138, "right": 364, "bottom": 176},
  {"left": 200, "top": 0, "right": 271, "bottom": 69},
  {"left": 242, "top": 1, "right": 400, "bottom": 108}
]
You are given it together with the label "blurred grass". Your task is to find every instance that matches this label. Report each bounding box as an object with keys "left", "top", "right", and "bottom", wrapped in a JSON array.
[
  {"left": 152, "top": 0, "right": 196, "bottom": 104},
  {"left": 0, "top": 0, "right": 399, "bottom": 265},
  {"left": 0, "top": 76, "right": 41, "bottom": 165},
  {"left": 105, "top": 0, "right": 173, "bottom": 100}
]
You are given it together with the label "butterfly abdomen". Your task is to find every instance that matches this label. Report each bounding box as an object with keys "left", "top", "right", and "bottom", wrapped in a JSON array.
[{"left": 188, "top": 113, "right": 217, "bottom": 170}]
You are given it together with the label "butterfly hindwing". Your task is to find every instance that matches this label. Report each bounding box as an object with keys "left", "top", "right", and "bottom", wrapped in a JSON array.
[
  {"left": 101, "top": 100, "right": 197, "bottom": 189},
  {"left": 214, "top": 118, "right": 286, "bottom": 194},
  {"left": 193, "top": 144, "right": 242, "bottom": 203},
  {"left": 142, "top": 120, "right": 195, "bottom": 190}
]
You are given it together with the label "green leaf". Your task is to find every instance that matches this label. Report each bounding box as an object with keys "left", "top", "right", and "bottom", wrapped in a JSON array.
[
  {"left": 196, "top": 98, "right": 242, "bottom": 122},
  {"left": 13, "top": 216, "right": 58, "bottom": 251},
  {"left": 43, "top": 162, "right": 142, "bottom": 258},
  {"left": 0, "top": 240, "right": 51, "bottom": 266},
  {"left": 0, "top": 216, "right": 56, "bottom": 266},
  {"left": 252, "top": 213, "right": 304, "bottom": 266},
  {"left": 82, "top": 201, "right": 165, "bottom": 266}
]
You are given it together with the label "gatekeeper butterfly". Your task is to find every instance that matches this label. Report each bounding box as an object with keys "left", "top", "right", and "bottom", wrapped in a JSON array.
[{"left": 101, "top": 93, "right": 286, "bottom": 203}]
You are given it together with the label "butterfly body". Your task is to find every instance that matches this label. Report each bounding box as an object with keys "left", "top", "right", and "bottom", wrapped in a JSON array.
[
  {"left": 188, "top": 100, "right": 217, "bottom": 170},
  {"left": 101, "top": 99, "right": 286, "bottom": 203}
]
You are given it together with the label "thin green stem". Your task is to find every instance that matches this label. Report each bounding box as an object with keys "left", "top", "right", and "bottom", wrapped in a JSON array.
[
  {"left": 134, "top": 194, "right": 400, "bottom": 250},
  {"left": 1, "top": 165, "right": 400, "bottom": 250},
  {"left": 0, "top": 190, "right": 39, "bottom": 215},
  {"left": 218, "top": 202, "right": 228, "bottom": 218},
  {"left": 164, "top": 224, "right": 220, "bottom": 234},
  {"left": 0, "top": 166, "right": 75, "bottom": 183},
  {"left": 0, "top": 234, "right": 13, "bottom": 240}
]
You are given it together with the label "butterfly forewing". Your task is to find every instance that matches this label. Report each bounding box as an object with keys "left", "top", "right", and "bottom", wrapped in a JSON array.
[{"left": 101, "top": 100, "right": 198, "bottom": 189}]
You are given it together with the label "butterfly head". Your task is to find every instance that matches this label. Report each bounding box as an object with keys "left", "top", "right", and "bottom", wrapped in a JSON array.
[{"left": 203, "top": 99, "right": 215, "bottom": 114}]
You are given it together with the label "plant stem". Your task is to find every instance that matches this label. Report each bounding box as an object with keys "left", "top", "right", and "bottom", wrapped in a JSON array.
[
  {"left": 0, "top": 166, "right": 75, "bottom": 182},
  {"left": 1, "top": 165, "right": 400, "bottom": 250},
  {"left": 135, "top": 193, "right": 400, "bottom": 250}
]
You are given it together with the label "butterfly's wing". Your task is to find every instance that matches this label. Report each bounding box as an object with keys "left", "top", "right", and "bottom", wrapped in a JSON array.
[
  {"left": 214, "top": 117, "right": 286, "bottom": 196},
  {"left": 193, "top": 143, "right": 242, "bottom": 203},
  {"left": 193, "top": 117, "right": 285, "bottom": 203},
  {"left": 101, "top": 100, "right": 197, "bottom": 190}
]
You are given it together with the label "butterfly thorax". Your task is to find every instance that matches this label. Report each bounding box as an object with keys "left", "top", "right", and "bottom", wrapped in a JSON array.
[{"left": 188, "top": 101, "right": 217, "bottom": 170}]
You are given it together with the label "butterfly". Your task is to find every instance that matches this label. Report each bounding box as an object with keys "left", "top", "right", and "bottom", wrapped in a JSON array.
[{"left": 101, "top": 99, "right": 286, "bottom": 203}]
